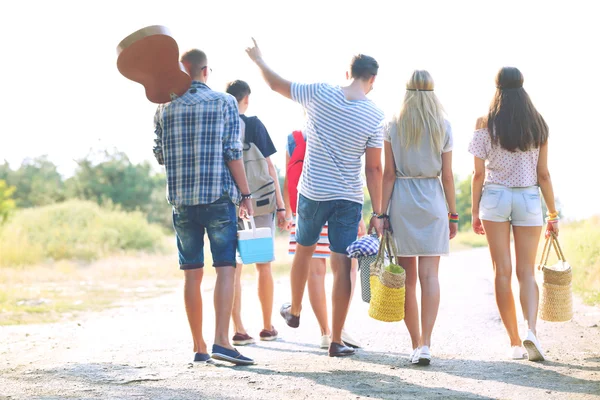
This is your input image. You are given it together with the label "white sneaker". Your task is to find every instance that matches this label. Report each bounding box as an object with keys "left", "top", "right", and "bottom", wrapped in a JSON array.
[
  {"left": 523, "top": 330, "right": 545, "bottom": 361},
  {"left": 320, "top": 335, "right": 331, "bottom": 349},
  {"left": 417, "top": 345, "right": 431, "bottom": 365},
  {"left": 341, "top": 329, "right": 361, "bottom": 348},
  {"left": 408, "top": 348, "right": 419, "bottom": 363},
  {"left": 510, "top": 346, "right": 526, "bottom": 360}
]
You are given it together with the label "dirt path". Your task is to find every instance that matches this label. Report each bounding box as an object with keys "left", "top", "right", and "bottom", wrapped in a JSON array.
[{"left": 1, "top": 248, "right": 599, "bottom": 399}]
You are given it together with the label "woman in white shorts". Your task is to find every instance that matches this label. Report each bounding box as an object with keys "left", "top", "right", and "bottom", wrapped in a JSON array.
[{"left": 469, "top": 67, "right": 559, "bottom": 362}]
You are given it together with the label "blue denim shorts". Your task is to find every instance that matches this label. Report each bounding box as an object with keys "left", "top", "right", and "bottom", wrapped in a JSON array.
[
  {"left": 295, "top": 194, "right": 362, "bottom": 255},
  {"left": 172, "top": 195, "right": 238, "bottom": 269},
  {"left": 479, "top": 184, "right": 543, "bottom": 227}
]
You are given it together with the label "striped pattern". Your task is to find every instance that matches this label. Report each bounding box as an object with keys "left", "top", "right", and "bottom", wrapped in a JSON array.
[
  {"left": 153, "top": 81, "right": 242, "bottom": 206},
  {"left": 288, "top": 216, "right": 330, "bottom": 258},
  {"left": 291, "top": 83, "right": 385, "bottom": 204}
]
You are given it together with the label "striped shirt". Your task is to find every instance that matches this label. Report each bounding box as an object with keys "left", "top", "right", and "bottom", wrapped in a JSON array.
[
  {"left": 153, "top": 81, "right": 242, "bottom": 206},
  {"left": 291, "top": 83, "right": 384, "bottom": 204}
]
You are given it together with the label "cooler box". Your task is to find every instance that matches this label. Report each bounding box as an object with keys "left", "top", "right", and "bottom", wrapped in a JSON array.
[{"left": 237, "top": 216, "right": 274, "bottom": 264}]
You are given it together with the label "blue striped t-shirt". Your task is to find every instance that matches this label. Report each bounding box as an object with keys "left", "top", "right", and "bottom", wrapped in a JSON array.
[{"left": 291, "top": 82, "right": 384, "bottom": 204}]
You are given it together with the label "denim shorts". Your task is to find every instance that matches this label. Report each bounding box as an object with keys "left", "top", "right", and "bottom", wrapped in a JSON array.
[
  {"left": 172, "top": 195, "right": 238, "bottom": 269},
  {"left": 479, "top": 184, "right": 543, "bottom": 227},
  {"left": 295, "top": 194, "right": 362, "bottom": 254}
]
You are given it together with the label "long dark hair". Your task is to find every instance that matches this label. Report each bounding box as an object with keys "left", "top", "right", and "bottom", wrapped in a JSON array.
[{"left": 486, "top": 67, "right": 549, "bottom": 152}]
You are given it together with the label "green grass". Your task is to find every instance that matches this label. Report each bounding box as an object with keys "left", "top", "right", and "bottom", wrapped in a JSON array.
[
  {"left": 0, "top": 200, "right": 167, "bottom": 267},
  {"left": 552, "top": 217, "right": 600, "bottom": 305}
]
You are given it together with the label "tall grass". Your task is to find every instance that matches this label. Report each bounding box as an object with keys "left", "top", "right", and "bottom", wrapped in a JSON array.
[
  {"left": 0, "top": 200, "right": 166, "bottom": 267},
  {"left": 556, "top": 217, "right": 600, "bottom": 305}
]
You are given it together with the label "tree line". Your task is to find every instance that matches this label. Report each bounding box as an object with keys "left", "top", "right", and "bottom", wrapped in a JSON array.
[{"left": 0, "top": 151, "right": 480, "bottom": 232}]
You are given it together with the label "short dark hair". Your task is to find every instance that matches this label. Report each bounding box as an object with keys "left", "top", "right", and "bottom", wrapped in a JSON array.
[
  {"left": 350, "top": 54, "right": 379, "bottom": 80},
  {"left": 487, "top": 66, "right": 549, "bottom": 152},
  {"left": 226, "top": 80, "right": 251, "bottom": 102},
  {"left": 180, "top": 49, "right": 207, "bottom": 77}
]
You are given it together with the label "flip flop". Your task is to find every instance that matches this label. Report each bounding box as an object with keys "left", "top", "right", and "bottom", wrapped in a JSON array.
[{"left": 211, "top": 344, "right": 256, "bottom": 366}]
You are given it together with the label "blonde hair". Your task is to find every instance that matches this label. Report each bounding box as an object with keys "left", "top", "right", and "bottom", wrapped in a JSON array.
[{"left": 395, "top": 70, "right": 446, "bottom": 152}]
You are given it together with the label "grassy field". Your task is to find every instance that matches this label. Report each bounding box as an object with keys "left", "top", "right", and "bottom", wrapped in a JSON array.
[
  {"left": 1, "top": 211, "right": 597, "bottom": 325},
  {"left": 0, "top": 234, "right": 293, "bottom": 326},
  {"left": 0, "top": 200, "right": 166, "bottom": 267},
  {"left": 552, "top": 217, "right": 600, "bottom": 305}
]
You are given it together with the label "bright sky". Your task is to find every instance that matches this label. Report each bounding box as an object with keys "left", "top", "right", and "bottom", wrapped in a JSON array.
[{"left": 1, "top": 0, "right": 597, "bottom": 219}]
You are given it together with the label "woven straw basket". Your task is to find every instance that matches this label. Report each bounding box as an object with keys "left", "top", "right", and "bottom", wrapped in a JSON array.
[
  {"left": 368, "top": 231, "right": 406, "bottom": 322},
  {"left": 538, "top": 233, "right": 573, "bottom": 322}
]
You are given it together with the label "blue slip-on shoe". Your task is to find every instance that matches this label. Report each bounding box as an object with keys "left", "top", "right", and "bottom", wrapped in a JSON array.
[
  {"left": 194, "top": 352, "right": 215, "bottom": 363},
  {"left": 211, "top": 344, "right": 256, "bottom": 366}
]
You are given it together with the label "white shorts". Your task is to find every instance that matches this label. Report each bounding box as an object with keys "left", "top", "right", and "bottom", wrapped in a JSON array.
[{"left": 479, "top": 184, "right": 543, "bottom": 227}]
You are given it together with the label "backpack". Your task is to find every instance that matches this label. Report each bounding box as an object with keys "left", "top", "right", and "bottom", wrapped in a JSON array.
[
  {"left": 241, "top": 117, "right": 277, "bottom": 216},
  {"left": 286, "top": 130, "right": 306, "bottom": 214}
]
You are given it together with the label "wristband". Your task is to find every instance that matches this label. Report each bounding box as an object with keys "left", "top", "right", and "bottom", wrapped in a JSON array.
[
  {"left": 241, "top": 193, "right": 252, "bottom": 200},
  {"left": 448, "top": 213, "right": 459, "bottom": 223},
  {"left": 377, "top": 213, "right": 389, "bottom": 220},
  {"left": 546, "top": 210, "right": 559, "bottom": 218},
  {"left": 276, "top": 208, "right": 286, "bottom": 213}
]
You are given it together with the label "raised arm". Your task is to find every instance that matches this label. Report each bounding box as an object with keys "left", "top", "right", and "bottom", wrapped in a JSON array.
[
  {"left": 537, "top": 141, "right": 559, "bottom": 237},
  {"left": 246, "top": 38, "right": 292, "bottom": 99}
]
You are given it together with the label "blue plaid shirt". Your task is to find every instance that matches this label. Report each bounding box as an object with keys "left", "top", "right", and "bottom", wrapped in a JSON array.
[{"left": 153, "top": 81, "right": 242, "bottom": 206}]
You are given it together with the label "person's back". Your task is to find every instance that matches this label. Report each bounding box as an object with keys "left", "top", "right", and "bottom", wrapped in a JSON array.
[
  {"left": 386, "top": 119, "right": 452, "bottom": 179},
  {"left": 294, "top": 83, "right": 384, "bottom": 203},
  {"left": 246, "top": 44, "right": 385, "bottom": 357},
  {"left": 153, "top": 49, "right": 255, "bottom": 366},
  {"left": 156, "top": 83, "right": 241, "bottom": 206},
  {"left": 469, "top": 66, "right": 559, "bottom": 363}
]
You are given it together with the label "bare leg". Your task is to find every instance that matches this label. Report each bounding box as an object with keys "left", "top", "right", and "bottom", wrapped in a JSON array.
[
  {"left": 184, "top": 269, "right": 207, "bottom": 354},
  {"left": 482, "top": 220, "right": 521, "bottom": 347},
  {"left": 330, "top": 252, "right": 352, "bottom": 344},
  {"left": 231, "top": 262, "right": 247, "bottom": 334},
  {"left": 307, "top": 258, "right": 330, "bottom": 336},
  {"left": 350, "top": 258, "right": 358, "bottom": 301},
  {"left": 214, "top": 266, "right": 236, "bottom": 350},
  {"left": 256, "top": 262, "right": 274, "bottom": 330},
  {"left": 418, "top": 256, "right": 441, "bottom": 347},
  {"left": 399, "top": 257, "right": 419, "bottom": 349},
  {"left": 290, "top": 243, "right": 317, "bottom": 316},
  {"left": 513, "top": 226, "right": 543, "bottom": 336}
]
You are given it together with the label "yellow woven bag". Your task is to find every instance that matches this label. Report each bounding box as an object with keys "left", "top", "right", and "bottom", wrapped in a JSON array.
[{"left": 368, "top": 231, "right": 406, "bottom": 322}]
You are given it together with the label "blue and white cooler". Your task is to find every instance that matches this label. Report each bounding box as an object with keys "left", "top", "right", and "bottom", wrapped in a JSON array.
[{"left": 237, "top": 216, "right": 274, "bottom": 264}]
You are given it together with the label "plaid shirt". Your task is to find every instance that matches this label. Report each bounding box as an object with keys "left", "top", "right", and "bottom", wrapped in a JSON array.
[{"left": 153, "top": 81, "right": 242, "bottom": 206}]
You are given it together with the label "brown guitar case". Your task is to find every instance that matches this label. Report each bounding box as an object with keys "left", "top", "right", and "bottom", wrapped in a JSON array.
[{"left": 116, "top": 25, "right": 191, "bottom": 104}]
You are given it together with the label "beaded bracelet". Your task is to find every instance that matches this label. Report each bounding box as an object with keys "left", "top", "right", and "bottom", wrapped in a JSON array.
[{"left": 448, "top": 213, "right": 459, "bottom": 223}]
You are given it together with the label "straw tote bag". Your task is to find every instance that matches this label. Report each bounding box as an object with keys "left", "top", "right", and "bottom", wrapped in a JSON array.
[
  {"left": 538, "top": 232, "right": 573, "bottom": 322},
  {"left": 368, "top": 231, "right": 406, "bottom": 322}
]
